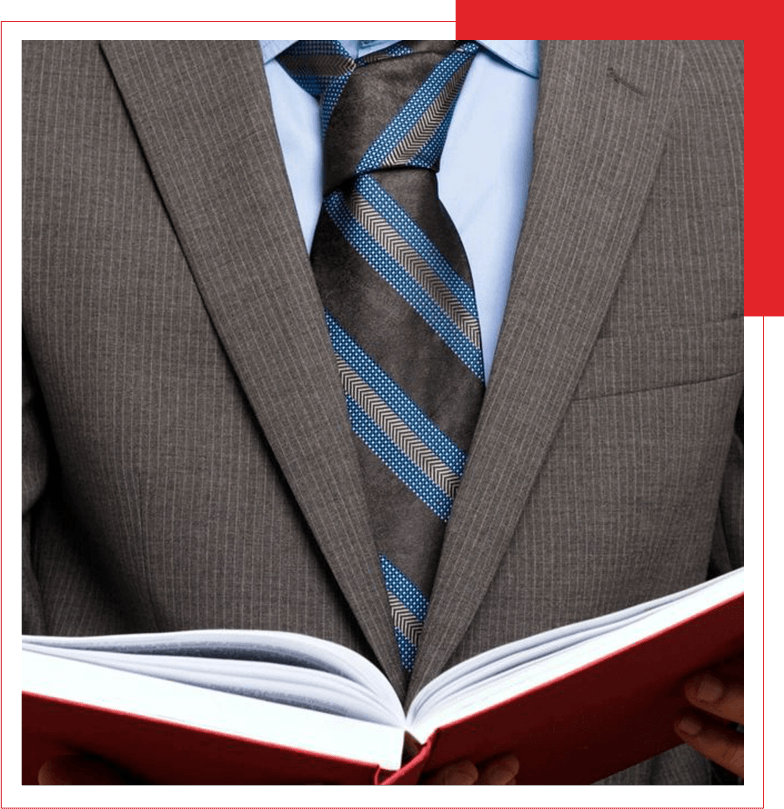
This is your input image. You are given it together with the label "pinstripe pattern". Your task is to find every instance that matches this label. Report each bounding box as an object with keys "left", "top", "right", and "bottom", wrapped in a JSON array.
[{"left": 23, "top": 41, "right": 743, "bottom": 783}]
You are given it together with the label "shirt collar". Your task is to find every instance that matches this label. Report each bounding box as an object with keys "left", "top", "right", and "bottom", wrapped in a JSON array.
[
  {"left": 477, "top": 40, "right": 539, "bottom": 78},
  {"left": 259, "top": 40, "right": 539, "bottom": 79}
]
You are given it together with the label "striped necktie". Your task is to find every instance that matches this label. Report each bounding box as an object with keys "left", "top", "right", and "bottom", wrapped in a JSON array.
[{"left": 278, "top": 40, "right": 484, "bottom": 674}]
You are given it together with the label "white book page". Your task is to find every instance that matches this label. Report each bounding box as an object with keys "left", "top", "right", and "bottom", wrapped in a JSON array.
[
  {"left": 23, "top": 650, "right": 406, "bottom": 772},
  {"left": 20, "top": 645, "right": 400, "bottom": 726},
  {"left": 408, "top": 567, "right": 743, "bottom": 740},
  {"left": 22, "top": 628, "right": 403, "bottom": 723}
]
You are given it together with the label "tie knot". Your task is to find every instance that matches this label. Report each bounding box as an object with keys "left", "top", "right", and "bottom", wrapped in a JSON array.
[{"left": 278, "top": 40, "right": 479, "bottom": 194}]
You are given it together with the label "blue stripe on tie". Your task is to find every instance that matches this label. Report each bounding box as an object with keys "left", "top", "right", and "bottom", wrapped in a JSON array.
[
  {"left": 394, "top": 628, "right": 418, "bottom": 673},
  {"left": 380, "top": 554, "right": 429, "bottom": 620},
  {"left": 325, "top": 192, "right": 484, "bottom": 380},
  {"left": 320, "top": 74, "right": 351, "bottom": 138},
  {"left": 356, "top": 42, "right": 412, "bottom": 66},
  {"left": 357, "top": 43, "right": 479, "bottom": 174},
  {"left": 408, "top": 109, "right": 453, "bottom": 170},
  {"left": 278, "top": 41, "right": 353, "bottom": 138},
  {"left": 380, "top": 554, "right": 429, "bottom": 672},
  {"left": 326, "top": 312, "right": 467, "bottom": 477},
  {"left": 357, "top": 175, "right": 479, "bottom": 317},
  {"left": 345, "top": 398, "right": 452, "bottom": 520}
]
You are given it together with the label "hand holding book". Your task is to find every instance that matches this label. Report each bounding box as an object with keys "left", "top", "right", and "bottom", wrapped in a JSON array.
[
  {"left": 23, "top": 568, "right": 743, "bottom": 785},
  {"left": 33, "top": 654, "right": 745, "bottom": 785},
  {"left": 674, "top": 654, "right": 744, "bottom": 778}
]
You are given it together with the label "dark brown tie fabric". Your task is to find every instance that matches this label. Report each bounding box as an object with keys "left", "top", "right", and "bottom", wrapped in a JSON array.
[{"left": 278, "top": 40, "right": 483, "bottom": 672}]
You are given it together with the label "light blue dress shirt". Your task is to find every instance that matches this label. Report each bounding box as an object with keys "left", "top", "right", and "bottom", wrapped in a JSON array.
[{"left": 259, "top": 40, "right": 539, "bottom": 377}]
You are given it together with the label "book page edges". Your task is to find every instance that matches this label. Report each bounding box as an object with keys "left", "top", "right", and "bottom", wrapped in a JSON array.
[
  {"left": 413, "top": 591, "right": 742, "bottom": 783},
  {"left": 409, "top": 585, "right": 744, "bottom": 740},
  {"left": 22, "top": 651, "right": 405, "bottom": 774}
]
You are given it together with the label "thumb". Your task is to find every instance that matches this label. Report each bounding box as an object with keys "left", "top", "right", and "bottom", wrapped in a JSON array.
[{"left": 38, "top": 754, "right": 129, "bottom": 785}]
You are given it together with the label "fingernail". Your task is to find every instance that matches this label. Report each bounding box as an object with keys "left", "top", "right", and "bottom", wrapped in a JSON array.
[
  {"left": 487, "top": 755, "right": 519, "bottom": 784},
  {"left": 677, "top": 714, "right": 702, "bottom": 736},
  {"left": 444, "top": 762, "right": 477, "bottom": 785},
  {"left": 448, "top": 769, "right": 476, "bottom": 785},
  {"left": 484, "top": 765, "right": 515, "bottom": 784},
  {"left": 696, "top": 672, "right": 724, "bottom": 703}
]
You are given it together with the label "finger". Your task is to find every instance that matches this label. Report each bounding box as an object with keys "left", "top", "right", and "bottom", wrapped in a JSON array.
[
  {"left": 422, "top": 759, "right": 478, "bottom": 785},
  {"left": 38, "top": 754, "right": 129, "bottom": 785},
  {"left": 674, "top": 712, "right": 744, "bottom": 777},
  {"left": 476, "top": 753, "right": 519, "bottom": 785},
  {"left": 684, "top": 670, "right": 744, "bottom": 724}
]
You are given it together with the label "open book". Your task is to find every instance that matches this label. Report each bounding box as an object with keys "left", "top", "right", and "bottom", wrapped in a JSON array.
[{"left": 22, "top": 568, "right": 743, "bottom": 785}]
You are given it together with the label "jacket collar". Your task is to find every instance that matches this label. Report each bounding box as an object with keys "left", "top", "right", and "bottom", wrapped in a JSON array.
[
  {"left": 407, "top": 39, "right": 684, "bottom": 699},
  {"left": 99, "top": 39, "right": 684, "bottom": 703}
]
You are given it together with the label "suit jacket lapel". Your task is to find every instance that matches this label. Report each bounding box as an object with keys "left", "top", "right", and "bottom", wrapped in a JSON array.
[
  {"left": 409, "top": 40, "right": 685, "bottom": 698},
  {"left": 99, "top": 40, "right": 405, "bottom": 696}
]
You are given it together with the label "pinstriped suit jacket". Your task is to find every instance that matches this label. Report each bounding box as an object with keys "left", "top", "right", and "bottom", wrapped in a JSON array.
[{"left": 22, "top": 40, "right": 743, "bottom": 784}]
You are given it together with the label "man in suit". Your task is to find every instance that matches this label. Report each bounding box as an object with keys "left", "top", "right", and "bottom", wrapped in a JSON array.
[{"left": 23, "top": 40, "right": 743, "bottom": 784}]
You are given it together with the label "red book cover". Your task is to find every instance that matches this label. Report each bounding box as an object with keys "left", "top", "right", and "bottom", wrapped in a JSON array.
[
  {"left": 22, "top": 589, "right": 742, "bottom": 786},
  {"left": 392, "top": 592, "right": 743, "bottom": 785}
]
